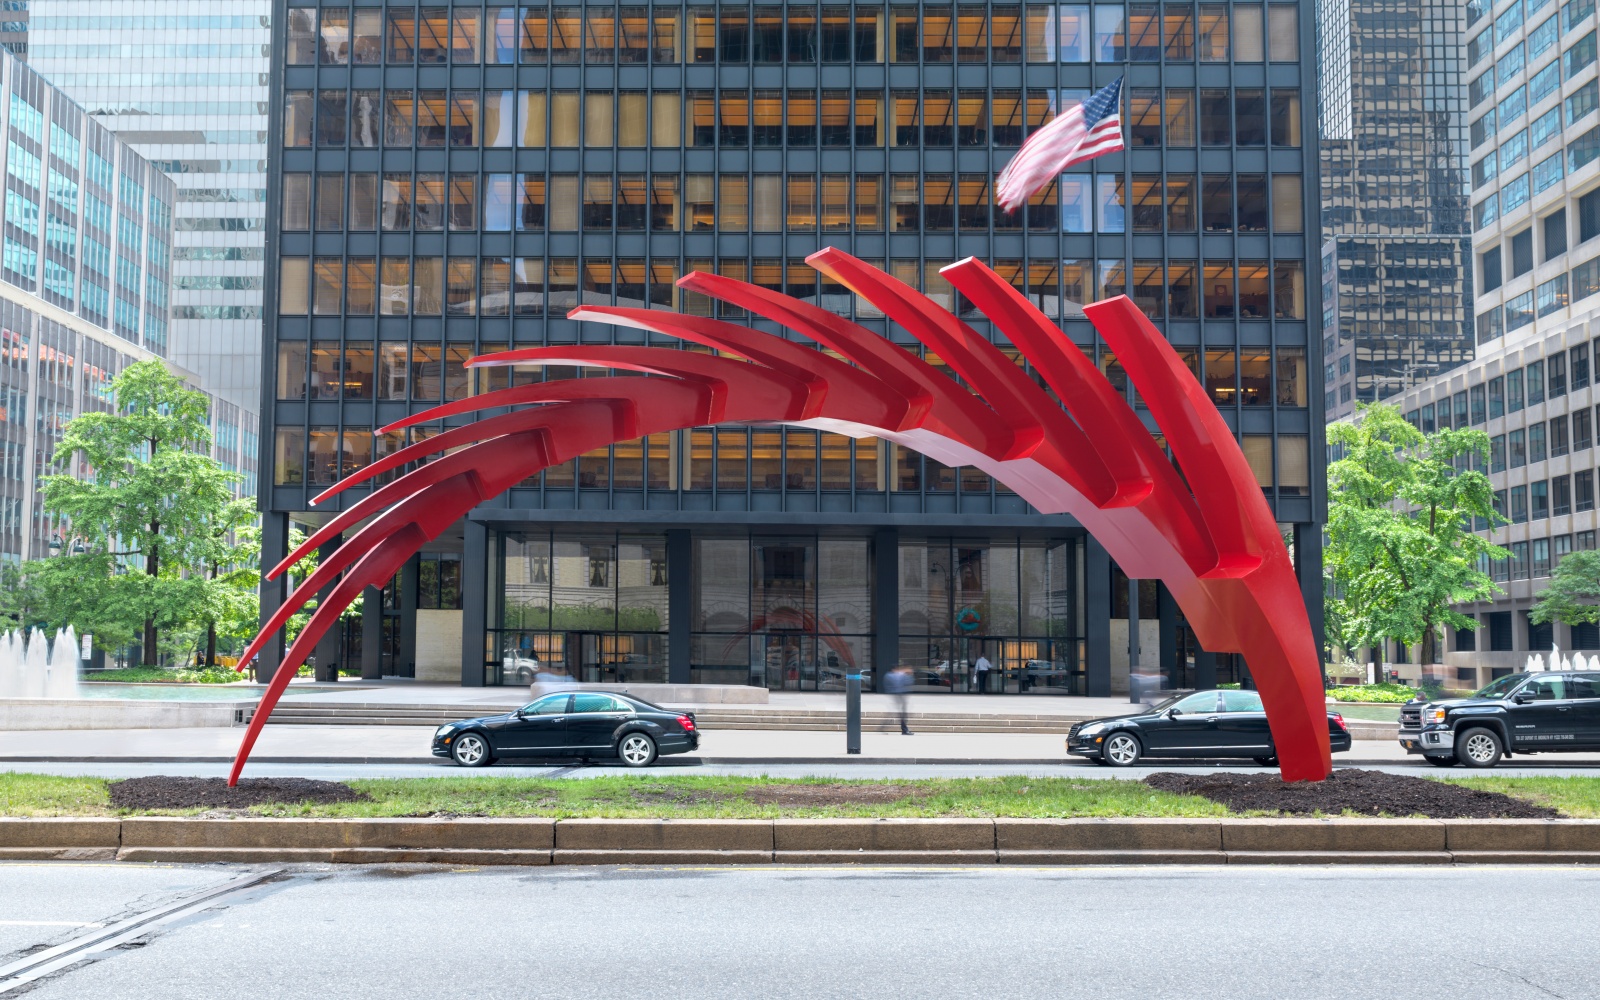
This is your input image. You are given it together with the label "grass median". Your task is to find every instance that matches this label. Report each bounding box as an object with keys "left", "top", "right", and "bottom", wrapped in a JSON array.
[
  {"left": 5, "top": 771, "right": 1600, "bottom": 820},
  {"left": 1, "top": 773, "right": 1228, "bottom": 819}
]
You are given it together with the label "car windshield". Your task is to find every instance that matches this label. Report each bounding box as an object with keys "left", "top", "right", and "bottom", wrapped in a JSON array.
[{"left": 1472, "top": 674, "right": 1526, "bottom": 700}]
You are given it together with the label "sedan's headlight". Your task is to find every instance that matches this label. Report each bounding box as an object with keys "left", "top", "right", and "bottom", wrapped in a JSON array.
[
  {"left": 1077, "top": 723, "right": 1107, "bottom": 738},
  {"left": 434, "top": 725, "right": 455, "bottom": 738},
  {"left": 1425, "top": 707, "right": 1447, "bottom": 725}
]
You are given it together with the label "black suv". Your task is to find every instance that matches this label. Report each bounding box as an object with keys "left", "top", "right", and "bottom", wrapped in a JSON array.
[{"left": 1399, "top": 671, "right": 1600, "bottom": 767}]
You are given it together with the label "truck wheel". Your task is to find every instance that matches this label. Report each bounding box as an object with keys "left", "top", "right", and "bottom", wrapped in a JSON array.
[
  {"left": 1455, "top": 728, "right": 1503, "bottom": 768},
  {"left": 1423, "top": 755, "right": 1457, "bottom": 767}
]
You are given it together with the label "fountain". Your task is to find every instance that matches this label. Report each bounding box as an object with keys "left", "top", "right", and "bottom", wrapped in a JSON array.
[
  {"left": 0, "top": 627, "right": 80, "bottom": 699},
  {"left": 0, "top": 627, "right": 261, "bottom": 731}
]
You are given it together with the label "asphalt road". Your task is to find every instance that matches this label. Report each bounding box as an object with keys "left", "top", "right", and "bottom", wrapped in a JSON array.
[
  {"left": 3, "top": 862, "right": 1597, "bottom": 999},
  {"left": 11, "top": 758, "right": 1600, "bottom": 780}
]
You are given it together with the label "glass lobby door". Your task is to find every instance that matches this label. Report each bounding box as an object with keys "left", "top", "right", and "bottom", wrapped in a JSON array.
[
  {"left": 566, "top": 632, "right": 603, "bottom": 683},
  {"left": 763, "top": 633, "right": 813, "bottom": 690}
]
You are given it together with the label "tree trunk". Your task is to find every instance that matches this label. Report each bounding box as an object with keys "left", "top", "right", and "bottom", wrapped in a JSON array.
[
  {"left": 204, "top": 562, "right": 218, "bottom": 668},
  {"left": 144, "top": 520, "right": 160, "bottom": 666}
]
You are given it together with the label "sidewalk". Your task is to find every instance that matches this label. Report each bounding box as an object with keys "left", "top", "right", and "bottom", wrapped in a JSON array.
[
  {"left": 0, "top": 724, "right": 1447, "bottom": 764},
  {"left": 274, "top": 682, "right": 1155, "bottom": 718}
]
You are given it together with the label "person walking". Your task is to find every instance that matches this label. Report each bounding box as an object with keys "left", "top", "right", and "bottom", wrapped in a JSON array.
[
  {"left": 885, "top": 664, "right": 914, "bottom": 734},
  {"left": 973, "top": 652, "right": 992, "bottom": 694}
]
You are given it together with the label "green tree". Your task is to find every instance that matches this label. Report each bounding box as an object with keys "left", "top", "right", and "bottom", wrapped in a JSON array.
[
  {"left": 1325, "top": 403, "right": 1505, "bottom": 668},
  {"left": 38, "top": 360, "right": 254, "bottom": 666},
  {"left": 1530, "top": 550, "right": 1600, "bottom": 629},
  {"left": 0, "top": 561, "right": 46, "bottom": 632}
]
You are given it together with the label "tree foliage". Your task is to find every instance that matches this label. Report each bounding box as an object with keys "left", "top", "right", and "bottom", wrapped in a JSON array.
[
  {"left": 1324, "top": 403, "right": 1505, "bottom": 665},
  {"left": 37, "top": 360, "right": 255, "bottom": 665},
  {"left": 1530, "top": 550, "right": 1600, "bottom": 628},
  {"left": 0, "top": 562, "right": 46, "bottom": 632}
]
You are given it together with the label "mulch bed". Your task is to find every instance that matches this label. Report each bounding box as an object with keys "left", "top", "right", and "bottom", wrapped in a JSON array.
[
  {"left": 107, "top": 776, "right": 366, "bottom": 810},
  {"left": 1144, "top": 769, "right": 1559, "bottom": 819}
]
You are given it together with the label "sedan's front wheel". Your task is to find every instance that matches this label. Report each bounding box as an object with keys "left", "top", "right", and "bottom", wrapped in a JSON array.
[
  {"left": 1102, "top": 732, "right": 1142, "bottom": 767},
  {"left": 451, "top": 732, "right": 493, "bottom": 767},
  {"left": 618, "top": 732, "right": 658, "bottom": 768},
  {"left": 1252, "top": 755, "right": 1279, "bottom": 767}
]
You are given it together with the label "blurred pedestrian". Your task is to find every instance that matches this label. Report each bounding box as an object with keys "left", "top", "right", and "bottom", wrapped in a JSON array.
[
  {"left": 884, "top": 664, "right": 914, "bottom": 734},
  {"left": 973, "top": 652, "right": 992, "bottom": 694}
]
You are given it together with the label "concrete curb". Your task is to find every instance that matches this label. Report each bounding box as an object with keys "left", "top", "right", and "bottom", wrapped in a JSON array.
[
  {"left": 7, "top": 816, "right": 1600, "bottom": 865},
  {"left": 0, "top": 755, "right": 1413, "bottom": 766}
]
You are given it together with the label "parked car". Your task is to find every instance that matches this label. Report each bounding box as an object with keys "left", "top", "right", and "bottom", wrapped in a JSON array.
[
  {"left": 1065, "top": 689, "right": 1353, "bottom": 766},
  {"left": 433, "top": 691, "right": 698, "bottom": 768},
  {"left": 1398, "top": 670, "right": 1600, "bottom": 767}
]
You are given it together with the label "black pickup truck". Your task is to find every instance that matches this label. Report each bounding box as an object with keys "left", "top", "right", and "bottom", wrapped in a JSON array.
[{"left": 1398, "top": 671, "right": 1600, "bottom": 767}]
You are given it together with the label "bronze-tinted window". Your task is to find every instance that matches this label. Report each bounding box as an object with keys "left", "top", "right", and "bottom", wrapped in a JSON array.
[
  {"left": 957, "top": 7, "right": 988, "bottom": 60},
  {"left": 923, "top": 7, "right": 954, "bottom": 60},
  {"left": 1168, "top": 261, "right": 1198, "bottom": 318},
  {"left": 418, "top": 7, "right": 450, "bottom": 63},
  {"left": 1166, "top": 175, "right": 1196, "bottom": 231},
  {"left": 452, "top": 7, "right": 482, "bottom": 61},
  {"left": 1128, "top": 88, "right": 1161, "bottom": 146},
  {"left": 585, "top": 7, "right": 615, "bottom": 62},
  {"left": 619, "top": 7, "right": 653, "bottom": 62},
  {"left": 788, "top": 91, "right": 817, "bottom": 144},
  {"left": 384, "top": 90, "right": 414, "bottom": 145},
  {"left": 1201, "top": 174, "right": 1231, "bottom": 232},
  {"left": 1130, "top": 175, "right": 1162, "bottom": 232},
  {"left": 1165, "top": 89, "right": 1195, "bottom": 146},
  {"left": 356, "top": 8, "right": 384, "bottom": 63},
  {"left": 992, "top": 90, "right": 1022, "bottom": 145},
  {"left": 519, "top": 8, "right": 549, "bottom": 62},
  {"left": 386, "top": 9, "right": 416, "bottom": 62},
  {"left": 416, "top": 90, "right": 448, "bottom": 146},
  {"left": 551, "top": 8, "right": 582, "bottom": 61},
  {"left": 1237, "top": 175, "right": 1268, "bottom": 231}
]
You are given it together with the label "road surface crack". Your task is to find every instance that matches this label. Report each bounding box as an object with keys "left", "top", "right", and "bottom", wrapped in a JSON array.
[{"left": 1471, "top": 961, "right": 1568, "bottom": 998}]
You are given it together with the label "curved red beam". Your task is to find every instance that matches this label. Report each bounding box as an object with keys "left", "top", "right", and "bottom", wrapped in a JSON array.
[{"left": 231, "top": 257, "right": 1329, "bottom": 784}]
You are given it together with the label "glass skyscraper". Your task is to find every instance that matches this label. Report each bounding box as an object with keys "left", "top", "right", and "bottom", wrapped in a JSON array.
[
  {"left": 1368, "top": 0, "right": 1600, "bottom": 676},
  {"left": 0, "top": 46, "right": 253, "bottom": 565},
  {"left": 23, "top": 0, "right": 272, "bottom": 416},
  {"left": 1317, "top": 0, "right": 1474, "bottom": 422},
  {"left": 261, "top": 1, "right": 1324, "bottom": 694}
]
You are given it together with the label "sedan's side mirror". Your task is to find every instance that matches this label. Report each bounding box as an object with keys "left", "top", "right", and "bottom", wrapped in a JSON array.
[{"left": 1167, "top": 707, "right": 1182, "bottom": 717}]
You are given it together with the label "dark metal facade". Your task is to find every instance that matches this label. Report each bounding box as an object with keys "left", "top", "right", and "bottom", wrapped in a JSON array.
[
  {"left": 260, "top": 0, "right": 1325, "bottom": 691},
  {"left": 1319, "top": 0, "right": 1474, "bottom": 419}
]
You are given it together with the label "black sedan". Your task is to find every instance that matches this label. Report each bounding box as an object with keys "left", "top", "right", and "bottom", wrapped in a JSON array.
[
  {"left": 433, "top": 691, "right": 699, "bottom": 768},
  {"left": 1065, "top": 689, "right": 1352, "bottom": 766}
]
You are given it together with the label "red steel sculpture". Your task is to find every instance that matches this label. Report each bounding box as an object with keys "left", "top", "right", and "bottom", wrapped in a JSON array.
[{"left": 230, "top": 250, "right": 1330, "bottom": 784}]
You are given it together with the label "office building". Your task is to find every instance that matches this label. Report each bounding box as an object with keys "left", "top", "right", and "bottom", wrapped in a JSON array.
[
  {"left": 1363, "top": 0, "right": 1600, "bottom": 676},
  {"left": 1318, "top": 0, "right": 1474, "bottom": 421},
  {"left": 262, "top": 1, "right": 1324, "bottom": 693},
  {"left": 0, "top": 47, "right": 252, "bottom": 564},
  {"left": 23, "top": 0, "right": 272, "bottom": 415}
]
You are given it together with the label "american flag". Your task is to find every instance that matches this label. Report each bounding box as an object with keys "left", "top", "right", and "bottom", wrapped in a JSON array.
[{"left": 995, "top": 78, "right": 1125, "bottom": 213}]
